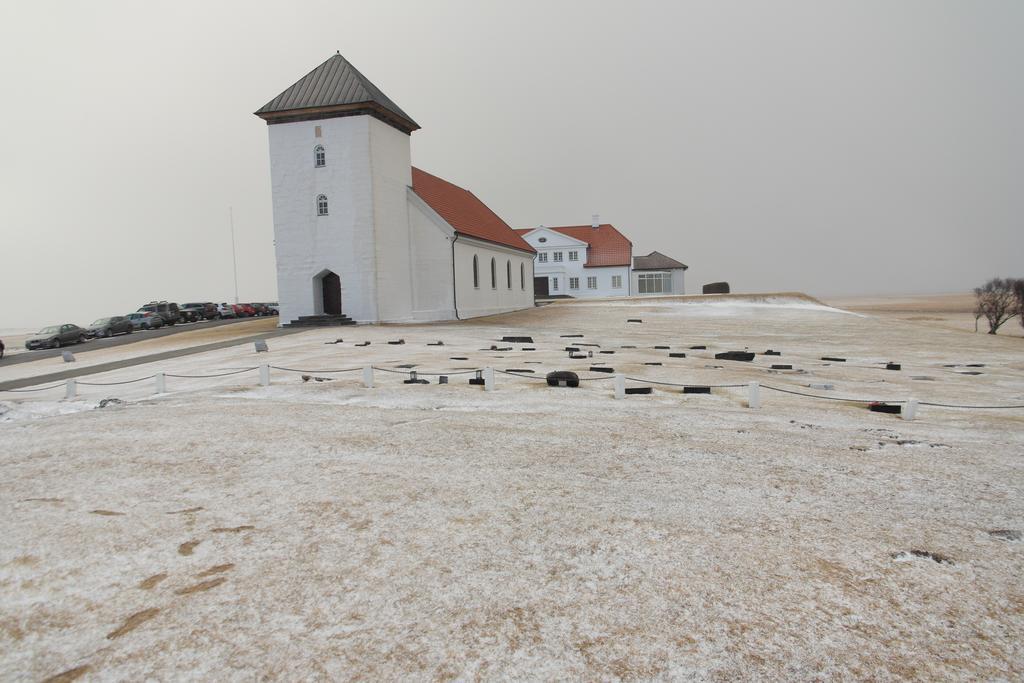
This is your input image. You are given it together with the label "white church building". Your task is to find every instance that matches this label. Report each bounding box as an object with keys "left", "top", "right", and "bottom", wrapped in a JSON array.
[{"left": 255, "top": 53, "right": 535, "bottom": 325}]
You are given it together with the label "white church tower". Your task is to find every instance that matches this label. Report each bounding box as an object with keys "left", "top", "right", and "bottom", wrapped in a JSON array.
[{"left": 255, "top": 52, "right": 421, "bottom": 325}]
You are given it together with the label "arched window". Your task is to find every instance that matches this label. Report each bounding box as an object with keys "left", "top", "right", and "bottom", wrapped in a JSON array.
[
  {"left": 314, "top": 145, "right": 326, "bottom": 168},
  {"left": 490, "top": 258, "right": 496, "bottom": 289},
  {"left": 316, "top": 194, "right": 329, "bottom": 216},
  {"left": 520, "top": 263, "right": 525, "bottom": 290},
  {"left": 506, "top": 260, "right": 512, "bottom": 289},
  {"left": 472, "top": 255, "right": 479, "bottom": 288}
]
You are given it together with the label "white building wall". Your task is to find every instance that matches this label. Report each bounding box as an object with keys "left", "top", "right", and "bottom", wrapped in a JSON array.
[
  {"left": 406, "top": 191, "right": 456, "bottom": 321},
  {"left": 632, "top": 268, "right": 686, "bottom": 296},
  {"left": 454, "top": 237, "right": 534, "bottom": 318},
  {"left": 267, "top": 115, "right": 378, "bottom": 323},
  {"left": 369, "top": 118, "right": 416, "bottom": 322}
]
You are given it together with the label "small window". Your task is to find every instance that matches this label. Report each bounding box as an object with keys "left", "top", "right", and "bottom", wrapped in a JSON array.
[
  {"left": 612, "top": 275, "right": 622, "bottom": 289},
  {"left": 520, "top": 263, "right": 525, "bottom": 290},
  {"left": 551, "top": 277, "right": 559, "bottom": 291},
  {"left": 568, "top": 250, "right": 579, "bottom": 261},
  {"left": 317, "top": 194, "right": 329, "bottom": 216},
  {"left": 553, "top": 251, "right": 563, "bottom": 262},
  {"left": 569, "top": 277, "right": 579, "bottom": 290},
  {"left": 587, "top": 276, "right": 597, "bottom": 289},
  {"left": 506, "top": 260, "right": 512, "bottom": 289},
  {"left": 314, "top": 145, "right": 325, "bottom": 167},
  {"left": 538, "top": 252, "right": 548, "bottom": 263},
  {"left": 473, "top": 255, "right": 479, "bottom": 288},
  {"left": 490, "top": 257, "right": 496, "bottom": 289}
]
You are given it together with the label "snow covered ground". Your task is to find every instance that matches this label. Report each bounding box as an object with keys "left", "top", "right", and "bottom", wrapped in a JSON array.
[{"left": 1, "top": 294, "right": 1023, "bottom": 679}]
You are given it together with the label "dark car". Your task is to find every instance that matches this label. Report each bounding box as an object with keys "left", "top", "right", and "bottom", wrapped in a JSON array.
[
  {"left": 177, "top": 306, "right": 201, "bottom": 323},
  {"left": 247, "top": 303, "right": 269, "bottom": 316},
  {"left": 138, "top": 301, "right": 180, "bottom": 325},
  {"left": 25, "top": 324, "right": 88, "bottom": 350},
  {"left": 87, "top": 316, "right": 133, "bottom": 338},
  {"left": 182, "top": 302, "right": 218, "bottom": 320}
]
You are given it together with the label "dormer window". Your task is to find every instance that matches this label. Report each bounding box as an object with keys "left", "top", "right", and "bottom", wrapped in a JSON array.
[{"left": 314, "top": 145, "right": 326, "bottom": 168}]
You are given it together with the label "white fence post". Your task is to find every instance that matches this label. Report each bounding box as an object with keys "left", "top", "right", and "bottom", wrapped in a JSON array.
[
  {"left": 155, "top": 372, "right": 166, "bottom": 394},
  {"left": 903, "top": 398, "right": 918, "bottom": 421},
  {"left": 614, "top": 374, "right": 625, "bottom": 400},
  {"left": 259, "top": 364, "right": 270, "bottom": 387},
  {"left": 484, "top": 367, "right": 494, "bottom": 392},
  {"left": 362, "top": 366, "right": 374, "bottom": 388},
  {"left": 747, "top": 381, "right": 761, "bottom": 409},
  {"left": 65, "top": 379, "right": 76, "bottom": 400}
]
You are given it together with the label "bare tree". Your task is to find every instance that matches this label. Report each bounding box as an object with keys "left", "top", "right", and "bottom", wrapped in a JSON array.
[
  {"left": 974, "top": 278, "right": 1018, "bottom": 334},
  {"left": 1015, "top": 278, "right": 1024, "bottom": 330}
]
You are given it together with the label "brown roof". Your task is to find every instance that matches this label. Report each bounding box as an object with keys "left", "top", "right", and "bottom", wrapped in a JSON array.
[
  {"left": 411, "top": 168, "right": 534, "bottom": 253},
  {"left": 633, "top": 251, "right": 688, "bottom": 270},
  {"left": 514, "top": 224, "right": 633, "bottom": 267}
]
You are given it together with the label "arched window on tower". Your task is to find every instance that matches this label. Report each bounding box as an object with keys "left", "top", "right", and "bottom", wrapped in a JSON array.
[
  {"left": 520, "top": 262, "right": 525, "bottom": 290},
  {"left": 490, "top": 258, "right": 496, "bottom": 289},
  {"left": 314, "top": 145, "right": 326, "bottom": 168},
  {"left": 472, "top": 255, "right": 479, "bottom": 288},
  {"left": 506, "top": 260, "right": 512, "bottom": 289},
  {"left": 317, "top": 194, "right": 329, "bottom": 216}
]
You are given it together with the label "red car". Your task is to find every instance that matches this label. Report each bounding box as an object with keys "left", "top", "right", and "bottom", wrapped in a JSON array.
[{"left": 235, "top": 304, "right": 257, "bottom": 317}]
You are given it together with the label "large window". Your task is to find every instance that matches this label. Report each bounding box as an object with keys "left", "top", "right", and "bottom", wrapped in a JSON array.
[
  {"left": 490, "top": 257, "right": 496, "bottom": 289},
  {"left": 506, "top": 260, "right": 512, "bottom": 289},
  {"left": 317, "top": 194, "right": 329, "bottom": 216},
  {"left": 551, "top": 277, "right": 559, "bottom": 291},
  {"left": 587, "top": 276, "right": 597, "bottom": 289},
  {"left": 612, "top": 275, "right": 623, "bottom": 289},
  {"left": 520, "top": 263, "right": 525, "bottom": 290},
  {"left": 569, "top": 277, "right": 579, "bottom": 290},
  {"left": 553, "top": 251, "right": 564, "bottom": 262},
  {"left": 473, "top": 255, "right": 479, "bottom": 288},
  {"left": 568, "top": 250, "right": 579, "bottom": 261},
  {"left": 538, "top": 252, "right": 548, "bottom": 263},
  {"left": 637, "top": 272, "right": 672, "bottom": 294},
  {"left": 314, "top": 145, "right": 326, "bottom": 168}
]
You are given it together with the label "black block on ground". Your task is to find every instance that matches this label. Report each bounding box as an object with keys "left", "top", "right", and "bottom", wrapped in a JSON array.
[
  {"left": 669, "top": 353, "right": 687, "bottom": 358},
  {"left": 886, "top": 363, "right": 901, "bottom": 371},
  {"left": 690, "top": 345, "right": 707, "bottom": 350},
  {"left": 715, "top": 351, "right": 755, "bottom": 362},
  {"left": 644, "top": 362, "right": 662, "bottom": 366},
  {"left": 625, "top": 387, "right": 652, "bottom": 395},
  {"left": 683, "top": 386, "right": 711, "bottom": 394},
  {"left": 821, "top": 356, "right": 846, "bottom": 362},
  {"left": 627, "top": 319, "right": 643, "bottom": 323},
  {"left": 502, "top": 336, "right": 533, "bottom": 343},
  {"left": 869, "top": 402, "right": 902, "bottom": 415},
  {"left": 589, "top": 366, "right": 614, "bottom": 373},
  {"left": 764, "top": 350, "right": 781, "bottom": 356},
  {"left": 546, "top": 371, "right": 580, "bottom": 388},
  {"left": 771, "top": 364, "right": 793, "bottom": 370}
]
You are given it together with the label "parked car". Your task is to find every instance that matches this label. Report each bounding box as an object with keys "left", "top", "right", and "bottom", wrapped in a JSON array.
[
  {"left": 182, "top": 302, "right": 218, "bottom": 320},
  {"left": 177, "top": 306, "right": 201, "bottom": 323},
  {"left": 25, "top": 324, "right": 88, "bottom": 350},
  {"left": 247, "top": 303, "right": 269, "bottom": 316},
  {"left": 126, "top": 312, "right": 164, "bottom": 330},
  {"left": 236, "top": 303, "right": 257, "bottom": 317},
  {"left": 86, "top": 316, "right": 133, "bottom": 338},
  {"left": 264, "top": 302, "right": 279, "bottom": 315},
  {"left": 138, "top": 301, "right": 181, "bottom": 325},
  {"left": 217, "top": 303, "right": 237, "bottom": 318}
]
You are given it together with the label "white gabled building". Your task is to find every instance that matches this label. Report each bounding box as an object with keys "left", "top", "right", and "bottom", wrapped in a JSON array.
[
  {"left": 255, "top": 52, "right": 535, "bottom": 325},
  {"left": 515, "top": 217, "right": 633, "bottom": 298},
  {"left": 632, "top": 251, "right": 689, "bottom": 296}
]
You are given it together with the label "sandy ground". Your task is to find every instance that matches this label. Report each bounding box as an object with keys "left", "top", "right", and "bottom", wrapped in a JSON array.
[
  {"left": 1, "top": 294, "right": 1023, "bottom": 680},
  {"left": 828, "top": 292, "right": 1024, "bottom": 338}
]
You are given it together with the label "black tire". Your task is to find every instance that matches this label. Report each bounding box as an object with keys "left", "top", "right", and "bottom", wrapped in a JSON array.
[
  {"left": 79, "top": 335, "right": 86, "bottom": 344},
  {"left": 104, "top": 329, "right": 112, "bottom": 338},
  {"left": 125, "top": 327, "right": 132, "bottom": 334},
  {"left": 53, "top": 339, "right": 61, "bottom": 349}
]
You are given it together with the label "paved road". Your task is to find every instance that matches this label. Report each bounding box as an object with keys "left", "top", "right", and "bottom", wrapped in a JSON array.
[
  {"left": 0, "top": 327, "right": 304, "bottom": 392},
  {"left": 0, "top": 317, "right": 278, "bottom": 368}
]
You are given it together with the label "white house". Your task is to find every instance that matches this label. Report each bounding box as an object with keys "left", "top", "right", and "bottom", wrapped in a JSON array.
[
  {"left": 632, "top": 251, "right": 688, "bottom": 296},
  {"left": 514, "top": 217, "right": 633, "bottom": 298},
  {"left": 255, "top": 52, "right": 535, "bottom": 325}
]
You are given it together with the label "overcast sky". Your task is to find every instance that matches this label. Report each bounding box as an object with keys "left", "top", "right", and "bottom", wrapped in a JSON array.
[{"left": 1, "top": 0, "right": 1021, "bottom": 329}]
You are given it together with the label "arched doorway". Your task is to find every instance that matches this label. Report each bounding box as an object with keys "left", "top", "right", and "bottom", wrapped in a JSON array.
[{"left": 314, "top": 270, "right": 342, "bottom": 315}]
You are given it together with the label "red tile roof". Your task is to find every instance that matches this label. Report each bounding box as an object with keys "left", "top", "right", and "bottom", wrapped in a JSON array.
[
  {"left": 514, "top": 224, "right": 633, "bottom": 267},
  {"left": 411, "top": 168, "right": 534, "bottom": 253}
]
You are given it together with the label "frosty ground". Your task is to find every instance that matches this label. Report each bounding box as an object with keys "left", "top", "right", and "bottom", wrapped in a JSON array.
[{"left": 2, "top": 294, "right": 1023, "bottom": 680}]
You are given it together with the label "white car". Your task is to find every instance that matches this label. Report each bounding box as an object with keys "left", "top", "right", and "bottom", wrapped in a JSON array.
[{"left": 217, "top": 303, "right": 237, "bottom": 318}]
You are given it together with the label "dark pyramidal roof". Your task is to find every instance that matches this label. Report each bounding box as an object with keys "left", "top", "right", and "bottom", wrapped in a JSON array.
[
  {"left": 633, "top": 250, "right": 688, "bottom": 270},
  {"left": 255, "top": 52, "right": 419, "bottom": 133}
]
